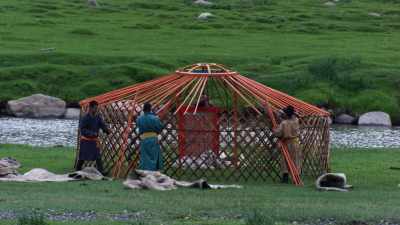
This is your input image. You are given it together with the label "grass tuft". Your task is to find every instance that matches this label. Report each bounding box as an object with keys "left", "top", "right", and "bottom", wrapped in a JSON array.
[{"left": 70, "top": 28, "right": 96, "bottom": 36}]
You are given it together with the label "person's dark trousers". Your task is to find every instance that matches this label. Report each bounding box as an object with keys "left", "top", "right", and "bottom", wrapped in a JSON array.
[
  {"left": 76, "top": 158, "right": 104, "bottom": 174},
  {"left": 76, "top": 159, "right": 84, "bottom": 171},
  {"left": 281, "top": 173, "right": 289, "bottom": 184},
  {"left": 95, "top": 158, "right": 104, "bottom": 174}
]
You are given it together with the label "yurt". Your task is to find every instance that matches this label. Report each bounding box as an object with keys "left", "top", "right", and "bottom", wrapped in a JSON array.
[{"left": 76, "top": 63, "right": 330, "bottom": 185}]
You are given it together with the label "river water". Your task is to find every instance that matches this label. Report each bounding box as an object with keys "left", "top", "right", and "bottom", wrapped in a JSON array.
[{"left": 0, "top": 117, "right": 399, "bottom": 148}]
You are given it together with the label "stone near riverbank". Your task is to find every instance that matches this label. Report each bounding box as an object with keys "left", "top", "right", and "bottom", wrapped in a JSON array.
[
  {"left": 334, "top": 114, "right": 355, "bottom": 125},
  {"left": 358, "top": 111, "right": 391, "bottom": 127},
  {"left": 7, "top": 94, "right": 66, "bottom": 118},
  {"left": 64, "top": 108, "right": 81, "bottom": 120}
]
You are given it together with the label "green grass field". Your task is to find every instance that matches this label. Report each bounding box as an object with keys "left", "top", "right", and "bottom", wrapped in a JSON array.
[
  {"left": 0, "top": 144, "right": 400, "bottom": 225},
  {"left": 0, "top": 0, "right": 400, "bottom": 121}
]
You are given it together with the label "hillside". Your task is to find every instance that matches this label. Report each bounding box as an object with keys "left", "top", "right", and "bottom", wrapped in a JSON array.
[{"left": 0, "top": 0, "right": 399, "bottom": 121}]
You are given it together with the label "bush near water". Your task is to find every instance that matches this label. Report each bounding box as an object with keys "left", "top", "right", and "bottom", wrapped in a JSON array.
[{"left": 0, "top": 0, "right": 399, "bottom": 122}]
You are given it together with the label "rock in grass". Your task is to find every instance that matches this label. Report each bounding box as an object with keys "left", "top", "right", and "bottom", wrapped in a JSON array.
[
  {"left": 0, "top": 157, "right": 20, "bottom": 177},
  {"left": 64, "top": 108, "right": 81, "bottom": 120},
  {"left": 198, "top": 12, "right": 213, "bottom": 20},
  {"left": 88, "top": 0, "right": 99, "bottom": 8},
  {"left": 334, "top": 114, "right": 355, "bottom": 124},
  {"left": 193, "top": 0, "right": 213, "bottom": 6},
  {"left": 358, "top": 111, "right": 391, "bottom": 127},
  {"left": 324, "top": 2, "right": 336, "bottom": 6},
  {"left": 40, "top": 47, "right": 56, "bottom": 53},
  {"left": 7, "top": 94, "right": 66, "bottom": 118},
  {"left": 368, "top": 12, "right": 381, "bottom": 17}
]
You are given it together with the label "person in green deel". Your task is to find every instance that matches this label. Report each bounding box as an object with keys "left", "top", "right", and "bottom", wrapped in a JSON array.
[{"left": 136, "top": 102, "right": 164, "bottom": 171}]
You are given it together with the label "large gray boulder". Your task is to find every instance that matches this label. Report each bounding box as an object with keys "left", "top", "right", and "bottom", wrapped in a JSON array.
[
  {"left": 334, "top": 114, "right": 355, "bottom": 124},
  {"left": 64, "top": 108, "right": 81, "bottom": 120},
  {"left": 7, "top": 94, "right": 66, "bottom": 118},
  {"left": 358, "top": 111, "right": 392, "bottom": 126}
]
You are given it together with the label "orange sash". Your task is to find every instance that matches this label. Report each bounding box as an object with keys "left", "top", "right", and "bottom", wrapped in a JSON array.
[{"left": 80, "top": 136, "right": 98, "bottom": 142}]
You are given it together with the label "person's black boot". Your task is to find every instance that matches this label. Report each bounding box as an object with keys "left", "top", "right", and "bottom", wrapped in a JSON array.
[{"left": 281, "top": 173, "right": 289, "bottom": 184}]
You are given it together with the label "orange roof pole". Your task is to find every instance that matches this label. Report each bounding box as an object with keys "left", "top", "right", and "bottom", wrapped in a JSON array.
[
  {"left": 81, "top": 74, "right": 176, "bottom": 105},
  {"left": 222, "top": 77, "right": 262, "bottom": 115},
  {"left": 157, "top": 78, "right": 198, "bottom": 117},
  {"left": 265, "top": 101, "right": 304, "bottom": 186},
  {"left": 184, "top": 77, "right": 207, "bottom": 115},
  {"left": 236, "top": 75, "right": 320, "bottom": 116},
  {"left": 123, "top": 75, "right": 182, "bottom": 102},
  {"left": 152, "top": 77, "right": 193, "bottom": 107},
  {"left": 229, "top": 75, "right": 303, "bottom": 185},
  {"left": 174, "top": 77, "right": 204, "bottom": 114},
  {"left": 193, "top": 77, "right": 208, "bottom": 115},
  {"left": 238, "top": 75, "right": 329, "bottom": 116}
]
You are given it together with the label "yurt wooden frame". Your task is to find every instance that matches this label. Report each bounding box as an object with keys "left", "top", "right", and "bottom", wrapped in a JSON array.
[{"left": 76, "top": 63, "right": 330, "bottom": 185}]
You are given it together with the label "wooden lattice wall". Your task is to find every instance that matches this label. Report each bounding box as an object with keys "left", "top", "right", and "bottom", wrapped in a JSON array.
[{"left": 76, "top": 102, "right": 330, "bottom": 182}]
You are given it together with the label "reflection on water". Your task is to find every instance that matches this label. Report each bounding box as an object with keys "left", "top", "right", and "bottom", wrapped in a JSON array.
[
  {"left": 0, "top": 117, "right": 399, "bottom": 148},
  {"left": 0, "top": 117, "right": 78, "bottom": 147},
  {"left": 330, "top": 125, "right": 400, "bottom": 148}
]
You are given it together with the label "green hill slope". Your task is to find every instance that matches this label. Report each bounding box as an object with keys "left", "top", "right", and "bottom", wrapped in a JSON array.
[{"left": 0, "top": 0, "right": 399, "bottom": 121}]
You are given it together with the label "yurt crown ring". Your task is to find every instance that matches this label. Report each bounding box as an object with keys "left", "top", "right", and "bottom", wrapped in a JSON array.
[{"left": 175, "top": 63, "right": 238, "bottom": 76}]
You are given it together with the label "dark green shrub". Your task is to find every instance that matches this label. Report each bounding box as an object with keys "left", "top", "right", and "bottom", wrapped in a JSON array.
[
  {"left": 70, "top": 28, "right": 96, "bottom": 35},
  {"left": 27, "top": 8, "right": 48, "bottom": 14},
  {"left": 123, "top": 23, "right": 161, "bottom": 30},
  {"left": 129, "top": 2, "right": 179, "bottom": 11},
  {"left": 129, "top": 221, "right": 147, "bottom": 225},
  {"left": 308, "top": 57, "right": 338, "bottom": 81},
  {"left": 296, "top": 87, "right": 332, "bottom": 107},
  {"left": 179, "top": 23, "right": 210, "bottom": 30},
  {"left": 238, "top": 0, "right": 273, "bottom": 7},
  {"left": 269, "top": 57, "right": 282, "bottom": 65},
  {"left": 246, "top": 211, "right": 275, "bottom": 225},
  {"left": 17, "top": 211, "right": 48, "bottom": 225},
  {"left": 34, "top": 4, "right": 58, "bottom": 10},
  {"left": 354, "top": 25, "right": 386, "bottom": 33},
  {"left": 308, "top": 56, "right": 362, "bottom": 82},
  {"left": 346, "top": 90, "right": 400, "bottom": 118}
]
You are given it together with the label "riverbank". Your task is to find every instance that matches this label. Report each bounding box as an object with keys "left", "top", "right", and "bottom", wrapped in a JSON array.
[
  {"left": 1, "top": 0, "right": 400, "bottom": 123},
  {"left": 2, "top": 117, "right": 400, "bottom": 148},
  {"left": 0, "top": 144, "right": 399, "bottom": 224}
]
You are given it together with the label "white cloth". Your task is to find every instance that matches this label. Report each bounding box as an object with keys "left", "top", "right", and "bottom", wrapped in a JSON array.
[
  {"left": 123, "top": 170, "right": 242, "bottom": 191},
  {"left": 0, "top": 167, "right": 106, "bottom": 182}
]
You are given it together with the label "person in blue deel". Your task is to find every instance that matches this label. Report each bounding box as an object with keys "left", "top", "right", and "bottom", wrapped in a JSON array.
[
  {"left": 76, "top": 100, "right": 110, "bottom": 174},
  {"left": 136, "top": 102, "right": 164, "bottom": 171}
]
